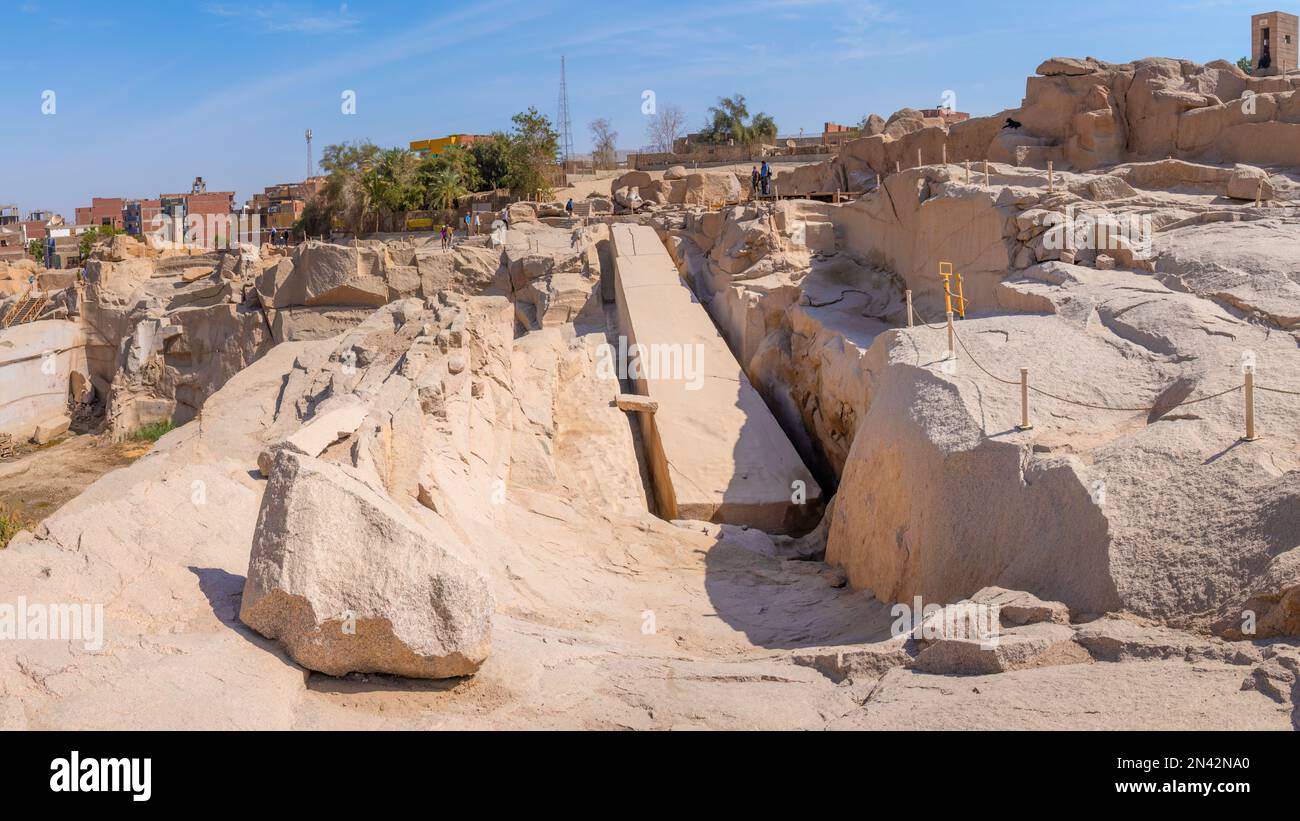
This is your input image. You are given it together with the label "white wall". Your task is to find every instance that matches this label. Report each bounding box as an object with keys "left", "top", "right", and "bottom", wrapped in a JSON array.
[{"left": 0, "top": 320, "right": 86, "bottom": 440}]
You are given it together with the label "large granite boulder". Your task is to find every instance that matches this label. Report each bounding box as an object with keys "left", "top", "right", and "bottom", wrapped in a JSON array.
[
  {"left": 1225, "top": 164, "right": 1275, "bottom": 201},
  {"left": 682, "top": 171, "right": 741, "bottom": 205},
  {"left": 240, "top": 449, "right": 494, "bottom": 679}
]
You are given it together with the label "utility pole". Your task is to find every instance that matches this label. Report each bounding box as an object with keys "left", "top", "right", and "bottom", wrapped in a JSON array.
[
  {"left": 305, "top": 129, "right": 314, "bottom": 179},
  {"left": 557, "top": 56, "right": 574, "bottom": 167}
]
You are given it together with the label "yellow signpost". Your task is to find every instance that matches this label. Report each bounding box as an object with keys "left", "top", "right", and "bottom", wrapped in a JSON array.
[{"left": 939, "top": 262, "right": 971, "bottom": 361}]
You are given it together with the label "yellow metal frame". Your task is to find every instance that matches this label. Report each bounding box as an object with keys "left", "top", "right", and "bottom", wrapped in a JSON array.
[{"left": 938, "top": 262, "right": 968, "bottom": 319}]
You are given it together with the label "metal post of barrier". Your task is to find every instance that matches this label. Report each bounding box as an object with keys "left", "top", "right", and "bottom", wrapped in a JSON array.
[
  {"left": 895, "top": 161, "right": 901, "bottom": 173},
  {"left": 917, "top": 149, "right": 922, "bottom": 168},
  {"left": 965, "top": 160, "right": 971, "bottom": 183},
  {"left": 1018, "top": 368, "right": 1034, "bottom": 431},
  {"left": 942, "top": 144, "right": 948, "bottom": 165},
  {"left": 984, "top": 160, "right": 991, "bottom": 187},
  {"left": 1048, "top": 161, "right": 1055, "bottom": 194},
  {"left": 939, "top": 262, "right": 957, "bottom": 359},
  {"left": 1256, "top": 179, "right": 1264, "bottom": 208},
  {"left": 906, "top": 290, "right": 914, "bottom": 328},
  {"left": 1243, "top": 368, "right": 1259, "bottom": 442}
]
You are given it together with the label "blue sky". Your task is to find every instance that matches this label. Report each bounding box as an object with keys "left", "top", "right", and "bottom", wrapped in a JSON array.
[{"left": 0, "top": 0, "right": 1263, "bottom": 216}]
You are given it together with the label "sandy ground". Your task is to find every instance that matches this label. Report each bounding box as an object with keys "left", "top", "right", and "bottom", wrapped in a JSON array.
[{"left": 0, "top": 434, "right": 149, "bottom": 527}]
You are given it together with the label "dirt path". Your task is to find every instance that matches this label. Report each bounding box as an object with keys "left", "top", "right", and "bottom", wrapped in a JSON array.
[{"left": 0, "top": 434, "right": 150, "bottom": 527}]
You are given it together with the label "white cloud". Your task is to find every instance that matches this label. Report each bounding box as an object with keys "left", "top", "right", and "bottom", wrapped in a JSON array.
[{"left": 204, "top": 2, "right": 360, "bottom": 35}]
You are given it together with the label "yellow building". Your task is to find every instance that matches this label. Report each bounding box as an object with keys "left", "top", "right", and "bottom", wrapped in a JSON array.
[{"left": 409, "top": 134, "right": 490, "bottom": 158}]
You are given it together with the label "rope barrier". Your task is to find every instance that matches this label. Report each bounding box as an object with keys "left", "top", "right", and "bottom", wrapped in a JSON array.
[
  {"left": 910, "top": 304, "right": 1259, "bottom": 414},
  {"left": 1257, "top": 385, "right": 1300, "bottom": 397}
]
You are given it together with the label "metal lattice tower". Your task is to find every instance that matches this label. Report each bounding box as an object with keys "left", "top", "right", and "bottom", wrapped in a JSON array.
[
  {"left": 557, "top": 56, "right": 574, "bottom": 165},
  {"left": 306, "top": 129, "right": 314, "bottom": 179}
]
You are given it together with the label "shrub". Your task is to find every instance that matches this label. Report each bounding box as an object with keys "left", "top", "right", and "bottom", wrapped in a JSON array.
[
  {"left": 134, "top": 420, "right": 176, "bottom": 443},
  {"left": 0, "top": 504, "right": 28, "bottom": 549}
]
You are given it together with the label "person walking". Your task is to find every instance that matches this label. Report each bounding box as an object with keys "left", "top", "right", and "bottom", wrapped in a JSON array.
[
  {"left": 760, "top": 161, "right": 771, "bottom": 196},
  {"left": 565, "top": 198, "right": 574, "bottom": 216},
  {"left": 473, "top": 212, "right": 481, "bottom": 235},
  {"left": 750, "top": 166, "right": 760, "bottom": 199}
]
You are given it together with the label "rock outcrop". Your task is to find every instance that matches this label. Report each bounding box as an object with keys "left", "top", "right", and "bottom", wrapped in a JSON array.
[
  {"left": 241, "top": 449, "right": 494, "bottom": 679},
  {"left": 777, "top": 56, "right": 1300, "bottom": 199},
  {"left": 668, "top": 156, "right": 1300, "bottom": 634}
]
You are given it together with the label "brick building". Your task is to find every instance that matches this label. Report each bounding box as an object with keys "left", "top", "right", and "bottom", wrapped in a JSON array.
[
  {"left": 76, "top": 185, "right": 234, "bottom": 247},
  {"left": 247, "top": 176, "right": 328, "bottom": 232},
  {"left": 125, "top": 199, "right": 163, "bottom": 237},
  {"left": 156, "top": 190, "right": 235, "bottom": 246},
  {"left": 74, "top": 197, "right": 126, "bottom": 229}
]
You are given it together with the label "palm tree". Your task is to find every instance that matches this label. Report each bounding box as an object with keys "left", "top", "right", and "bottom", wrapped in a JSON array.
[
  {"left": 320, "top": 140, "right": 381, "bottom": 235},
  {"left": 426, "top": 168, "right": 469, "bottom": 211}
]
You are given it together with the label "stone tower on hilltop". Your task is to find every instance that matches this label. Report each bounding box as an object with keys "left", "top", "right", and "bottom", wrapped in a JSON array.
[{"left": 1252, "top": 10, "right": 1299, "bottom": 75}]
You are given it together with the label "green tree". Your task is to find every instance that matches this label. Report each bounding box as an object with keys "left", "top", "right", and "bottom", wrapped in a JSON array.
[
  {"left": 318, "top": 140, "right": 381, "bottom": 235},
  {"left": 295, "top": 200, "right": 333, "bottom": 238},
  {"left": 425, "top": 168, "right": 470, "bottom": 211},
  {"left": 749, "top": 112, "right": 778, "bottom": 144},
  {"left": 503, "top": 107, "right": 560, "bottom": 199},
  {"left": 356, "top": 149, "right": 421, "bottom": 232},
  {"left": 469, "top": 135, "right": 512, "bottom": 190},
  {"left": 416, "top": 145, "right": 483, "bottom": 199},
  {"left": 320, "top": 140, "right": 381, "bottom": 176},
  {"left": 1237, "top": 56, "right": 1254, "bottom": 75},
  {"left": 365, "top": 148, "right": 422, "bottom": 215},
  {"left": 698, "top": 94, "right": 778, "bottom": 145},
  {"left": 27, "top": 239, "right": 45, "bottom": 265},
  {"left": 79, "top": 225, "right": 121, "bottom": 259}
]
